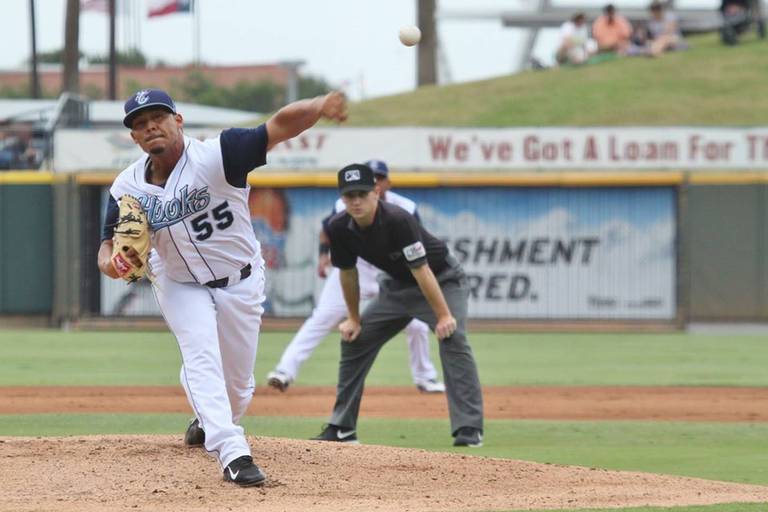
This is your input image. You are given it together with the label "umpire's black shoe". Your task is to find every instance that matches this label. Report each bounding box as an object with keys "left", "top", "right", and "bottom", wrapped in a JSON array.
[
  {"left": 310, "top": 424, "right": 359, "bottom": 444},
  {"left": 453, "top": 427, "right": 483, "bottom": 448},
  {"left": 184, "top": 418, "right": 205, "bottom": 447},
  {"left": 223, "top": 455, "right": 267, "bottom": 487}
]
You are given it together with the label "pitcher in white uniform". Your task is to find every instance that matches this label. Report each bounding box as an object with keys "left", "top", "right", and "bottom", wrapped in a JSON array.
[
  {"left": 266, "top": 161, "right": 445, "bottom": 394},
  {"left": 97, "top": 88, "right": 348, "bottom": 487}
]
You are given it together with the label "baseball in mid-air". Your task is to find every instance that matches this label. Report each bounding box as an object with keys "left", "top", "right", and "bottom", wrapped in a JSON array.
[{"left": 399, "top": 25, "right": 421, "bottom": 46}]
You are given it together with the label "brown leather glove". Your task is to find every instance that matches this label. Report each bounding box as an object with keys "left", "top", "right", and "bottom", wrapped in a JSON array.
[{"left": 111, "top": 194, "right": 151, "bottom": 283}]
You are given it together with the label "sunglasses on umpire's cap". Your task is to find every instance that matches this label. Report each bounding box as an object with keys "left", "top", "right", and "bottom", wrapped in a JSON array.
[
  {"left": 338, "top": 163, "right": 375, "bottom": 194},
  {"left": 123, "top": 88, "right": 177, "bottom": 128},
  {"left": 365, "top": 159, "right": 389, "bottom": 178}
]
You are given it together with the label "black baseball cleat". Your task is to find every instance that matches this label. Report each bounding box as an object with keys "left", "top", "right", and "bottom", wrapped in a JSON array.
[
  {"left": 223, "top": 455, "right": 267, "bottom": 487},
  {"left": 184, "top": 418, "right": 205, "bottom": 447},
  {"left": 453, "top": 427, "right": 483, "bottom": 448},
  {"left": 310, "top": 424, "right": 359, "bottom": 444}
]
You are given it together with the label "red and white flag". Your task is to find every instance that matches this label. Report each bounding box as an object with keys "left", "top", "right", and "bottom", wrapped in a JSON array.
[
  {"left": 148, "top": 0, "right": 192, "bottom": 18},
  {"left": 80, "top": 0, "right": 109, "bottom": 13}
]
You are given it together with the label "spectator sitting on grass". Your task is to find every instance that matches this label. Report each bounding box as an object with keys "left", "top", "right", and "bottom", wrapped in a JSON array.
[
  {"left": 556, "top": 13, "right": 598, "bottom": 65},
  {"left": 627, "top": 2, "right": 689, "bottom": 57},
  {"left": 625, "top": 21, "right": 650, "bottom": 56},
  {"left": 646, "top": 1, "right": 688, "bottom": 56},
  {"left": 592, "top": 4, "right": 633, "bottom": 54}
]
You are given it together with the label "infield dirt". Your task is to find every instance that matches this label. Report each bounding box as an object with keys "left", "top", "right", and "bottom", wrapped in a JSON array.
[
  {"left": 1, "top": 385, "right": 767, "bottom": 421},
  {"left": 2, "top": 435, "right": 768, "bottom": 512}
]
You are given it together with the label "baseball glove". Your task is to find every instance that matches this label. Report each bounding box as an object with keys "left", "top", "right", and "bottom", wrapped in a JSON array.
[{"left": 111, "top": 194, "right": 151, "bottom": 283}]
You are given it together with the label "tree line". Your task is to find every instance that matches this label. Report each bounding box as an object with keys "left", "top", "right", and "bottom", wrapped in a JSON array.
[{"left": 1, "top": 49, "right": 331, "bottom": 113}]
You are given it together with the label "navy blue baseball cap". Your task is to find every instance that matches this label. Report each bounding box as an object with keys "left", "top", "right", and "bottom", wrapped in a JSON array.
[
  {"left": 365, "top": 159, "right": 389, "bottom": 177},
  {"left": 338, "top": 163, "right": 375, "bottom": 194},
  {"left": 123, "top": 88, "right": 177, "bottom": 128}
]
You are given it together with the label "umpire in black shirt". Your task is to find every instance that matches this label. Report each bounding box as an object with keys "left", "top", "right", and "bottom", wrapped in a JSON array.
[{"left": 312, "top": 163, "right": 484, "bottom": 447}]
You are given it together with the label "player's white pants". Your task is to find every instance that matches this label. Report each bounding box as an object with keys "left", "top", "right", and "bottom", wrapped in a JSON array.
[
  {"left": 153, "top": 264, "right": 265, "bottom": 469},
  {"left": 275, "top": 266, "right": 438, "bottom": 383}
]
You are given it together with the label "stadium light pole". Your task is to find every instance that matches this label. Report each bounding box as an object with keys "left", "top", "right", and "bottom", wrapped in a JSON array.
[
  {"left": 417, "top": 0, "right": 437, "bottom": 87},
  {"left": 62, "top": 0, "right": 80, "bottom": 94}
]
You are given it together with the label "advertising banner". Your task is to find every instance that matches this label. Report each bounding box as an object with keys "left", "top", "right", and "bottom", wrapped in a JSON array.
[
  {"left": 100, "top": 186, "right": 676, "bottom": 320},
  {"left": 60, "top": 127, "right": 768, "bottom": 171},
  {"left": 411, "top": 187, "right": 676, "bottom": 319},
  {"left": 56, "top": 128, "right": 221, "bottom": 172}
]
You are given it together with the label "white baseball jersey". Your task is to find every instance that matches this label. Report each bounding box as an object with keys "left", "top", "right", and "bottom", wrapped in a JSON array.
[{"left": 106, "top": 130, "right": 265, "bottom": 284}]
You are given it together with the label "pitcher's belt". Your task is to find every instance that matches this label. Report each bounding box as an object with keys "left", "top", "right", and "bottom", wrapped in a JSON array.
[{"left": 204, "top": 264, "right": 252, "bottom": 288}]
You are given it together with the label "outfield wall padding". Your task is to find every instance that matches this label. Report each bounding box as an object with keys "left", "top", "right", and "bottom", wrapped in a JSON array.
[
  {"left": 687, "top": 184, "right": 768, "bottom": 320},
  {"left": 0, "top": 184, "right": 54, "bottom": 314}
]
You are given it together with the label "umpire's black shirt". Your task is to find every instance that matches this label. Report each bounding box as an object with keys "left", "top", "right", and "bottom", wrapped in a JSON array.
[{"left": 327, "top": 200, "right": 449, "bottom": 284}]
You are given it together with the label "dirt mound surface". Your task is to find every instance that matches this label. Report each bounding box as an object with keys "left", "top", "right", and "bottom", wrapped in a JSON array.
[{"left": 1, "top": 435, "right": 767, "bottom": 512}]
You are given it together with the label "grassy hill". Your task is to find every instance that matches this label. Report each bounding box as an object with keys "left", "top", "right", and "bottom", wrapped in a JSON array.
[{"left": 338, "top": 33, "right": 768, "bottom": 127}]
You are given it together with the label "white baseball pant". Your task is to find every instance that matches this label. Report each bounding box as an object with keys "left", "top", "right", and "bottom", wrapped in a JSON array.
[{"left": 153, "top": 261, "right": 266, "bottom": 469}]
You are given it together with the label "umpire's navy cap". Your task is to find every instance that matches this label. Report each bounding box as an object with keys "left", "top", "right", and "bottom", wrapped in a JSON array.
[
  {"left": 123, "top": 88, "right": 177, "bottom": 128},
  {"left": 338, "top": 163, "right": 375, "bottom": 194},
  {"left": 365, "top": 159, "right": 389, "bottom": 177}
]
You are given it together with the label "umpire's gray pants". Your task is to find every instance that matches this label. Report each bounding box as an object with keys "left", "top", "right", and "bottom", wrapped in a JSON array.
[{"left": 329, "top": 260, "right": 484, "bottom": 436}]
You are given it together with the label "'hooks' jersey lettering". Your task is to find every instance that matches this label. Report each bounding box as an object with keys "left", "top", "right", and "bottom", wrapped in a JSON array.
[{"left": 137, "top": 185, "right": 211, "bottom": 230}]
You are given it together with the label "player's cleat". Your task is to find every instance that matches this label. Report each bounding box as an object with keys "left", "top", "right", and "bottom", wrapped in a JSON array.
[
  {"left": 184, "top": 418, "right": 205, "bottom": 447},
  {"left": 453, "top": 427, "right": 483, "bottom": 448},
  {"left": 310, "top": 424, "right": 360, "bottom": 444},
  {"left": 266, "top": 370, "right": 292, "bottom": 392},
  {"left": 223, "top": 455, "right": 267, "bottom": 487},
  {"left": 415, "top": 378, "right": 446, "bottom": 393}
]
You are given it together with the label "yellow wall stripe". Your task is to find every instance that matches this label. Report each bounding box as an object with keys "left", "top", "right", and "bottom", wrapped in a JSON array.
[
  {"left": 248, "top": 171, "right": 690, "bottom": 187},
  {"left": 75, "top": 172, "right": 125, "bottom": 185},
  {"left": 0, "top": 172, "right": 65, "bottom": 184},
  {"left": 687, "top": 172, "right": 768, "bottom": 184},
  {"left": 3, "top": 170, "right": 767, "bottom": 187}
]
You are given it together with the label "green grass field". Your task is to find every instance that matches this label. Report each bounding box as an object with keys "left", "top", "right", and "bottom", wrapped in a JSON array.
[
  {"left": 3, "top": 329, "right": 768, "bottom": 387},
  {"left": 251, "top": 33, "right": 768, "bottom": 128},
  {"left": 1, "top": 329, "right": 767, "bottom": 512}
]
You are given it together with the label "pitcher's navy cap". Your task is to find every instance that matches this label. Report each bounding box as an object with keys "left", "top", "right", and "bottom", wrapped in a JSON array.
[
  {"left": 338, "top": 163, "right": 375, "bottom": 194},
  {"left": 365, "top": 159, "right": 389, "bottom": 177},
  {"left": 123, "top": 89, "right": 177, "bottom": 128}
]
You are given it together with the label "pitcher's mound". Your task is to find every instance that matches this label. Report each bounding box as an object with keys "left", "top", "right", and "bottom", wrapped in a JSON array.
[{"left": 1, "top": 435, "right": 767, "bottom": 512}]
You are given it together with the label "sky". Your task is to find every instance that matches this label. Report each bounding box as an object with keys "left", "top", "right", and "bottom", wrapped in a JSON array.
[{"left": 1, "top": 0, "right": 718, "bottom": 102}]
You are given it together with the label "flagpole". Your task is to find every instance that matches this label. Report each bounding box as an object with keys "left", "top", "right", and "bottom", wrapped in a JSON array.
[
  {"left": 193, "top": 0, "right": 201, "bottom": 66},
  {"left": 108, "top": 0, "right": 117, "bottom": 99},
  {"left": 29, "top": 0, "right": 40, "bottom": 98}
]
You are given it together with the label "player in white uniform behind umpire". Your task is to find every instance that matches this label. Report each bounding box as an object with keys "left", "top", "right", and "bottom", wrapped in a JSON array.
[
  {"left": 97, "top": 88, "right": 348, "bottom": 487},
  {"left": 266, "top": 160, "right": 445, "bottom": 394}
]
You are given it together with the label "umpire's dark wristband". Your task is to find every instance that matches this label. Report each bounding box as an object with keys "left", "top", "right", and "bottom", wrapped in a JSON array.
[{"left": 318, "top": 243, "right": 331, "bottom": 256}]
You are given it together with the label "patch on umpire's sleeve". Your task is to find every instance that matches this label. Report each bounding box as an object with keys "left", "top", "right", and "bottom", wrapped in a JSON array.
[{"left": 403, "top": 241, "right": 426, "bottom": 262}]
